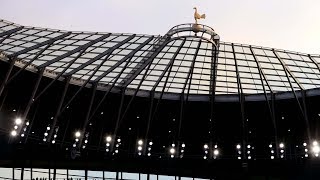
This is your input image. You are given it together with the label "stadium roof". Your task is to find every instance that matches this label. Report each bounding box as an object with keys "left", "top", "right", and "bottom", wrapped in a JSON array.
[{"left": 1, "top": 19, "right": 320, "bottom": 101}]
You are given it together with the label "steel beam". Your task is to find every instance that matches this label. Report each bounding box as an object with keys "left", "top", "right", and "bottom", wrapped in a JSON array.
[
  {"left": 308, "top": 54, "right": 320, "bottom": 72},
  {"left": 38, "top": 33, "right": 111, "bottom": 68},
  {"left": 120, "top": 37, "right": 175, "bottom": 88},
  {"left": 58, "top": 35, "right": 136, "bottom": 115},
  {"left": 273, "top": 50, "right": 304, "bottom": 90},
  {"left": 0, "top": 26, "right": 23, "bottom": 38},
  {"left": 6, "top": 42, "right": 54, "bottom": 84},
  {"left": 178, "top": 40, "right": 202, "bottom": 142},
  {"left": 23, "top": 68, "right": 45, "bottom": 143},
  {"left": 0, "top": 58, "right": 16, "bottom": 97},
  {"left": 8, "top": 32, "right": 72, "bottom": 58},
  {"left": 250, "top": 46, "right": 279, "bottom": 154},
  {"left": 33, "top": 47, "right": 88, "bottom": 101},
  {"left": 47, "top": 76, "right": 71, "bottom": 142},
  {"left": 232, "top": 43, "right": 246, "bottom": 159},
  {"left": 94, "top": 36, "right": 154, "bottom": 82},
  {"left": 65, "top": 34, "right": 136, "bottom": 76},
  {"left": 273, "top": 49, "right": 310, "bottom": 141}
]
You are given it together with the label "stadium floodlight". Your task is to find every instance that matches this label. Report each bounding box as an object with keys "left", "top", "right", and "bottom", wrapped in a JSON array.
[
  {"left": 75, "top": 131, "right": 81, "bottom": 138},
  {"left": 106, "top": 136, "right": 112, "bottom": 142},
  {"left": 15, "top": 118, "right": 22, "bottom": 125}
]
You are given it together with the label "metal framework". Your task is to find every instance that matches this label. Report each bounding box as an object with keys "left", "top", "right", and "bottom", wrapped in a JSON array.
[{"left": 1, "top": 19, "right": 320, "bottom": 102}]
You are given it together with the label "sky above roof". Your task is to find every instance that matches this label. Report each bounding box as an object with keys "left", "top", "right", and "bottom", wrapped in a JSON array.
[{"left": 1, "top": 0, "right": 320, "bottom": 54}]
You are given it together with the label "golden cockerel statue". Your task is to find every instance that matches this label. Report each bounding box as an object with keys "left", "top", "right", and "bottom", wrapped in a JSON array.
[{"left": 193, "top": 7, "right": 206, "bottom": 24}]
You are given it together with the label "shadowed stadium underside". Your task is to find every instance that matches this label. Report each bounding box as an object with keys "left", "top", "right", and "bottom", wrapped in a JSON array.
[{"left": 1, "top": 19, "right": 320, "bottom": 102}]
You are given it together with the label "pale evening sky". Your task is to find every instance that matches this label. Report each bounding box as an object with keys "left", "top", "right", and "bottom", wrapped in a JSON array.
[{"left": 0, "top": 0, "right": 320, "bottom": 54}]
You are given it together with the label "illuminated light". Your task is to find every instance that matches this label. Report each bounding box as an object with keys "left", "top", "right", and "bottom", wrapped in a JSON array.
[
  {"left": 106, "top": 149, "right": 109, "bottom": 152},
  {"left": 280, "top": 150, "right": 284, "bottom": 153},
  {"left": 84, "top": 140, "right": 88, "bottom": 144},
  {"left": 11, "top": 130, "right": 17, "bottom": 136},
  {"left": 106, "top": 143, "right": 110, "bottom": 147},
  {"left": 43, "top": 138, "right": 46, "bottom": 142},
  {"left": 148, "top": 147, "right": 151, "bottom": 151},
  {"left": 54, "top": 134, "right": 57, "bottom": 138},
  {"left": 271, "top": 150, "right": 274, "bottom": 154},
  {"left": 149, "top": 141, "right": 153, "bottom": 146},
  {"left": 15, "top": 118, "right": 22, "bottom": 125},
  {"left": 181, "top": 150, "right": 184, "bottom": 153},
  {"left": 247, "top": 151, "right": 251, "bottom": 154},
  {"left": 169, "top": 131, "right": 171, "bottom": 133},
  {"left": 280, "top": 155, "right": 284, "bottom": 158},
  {"left": 75, "top": 138, "right": 79, "bottom": 142},
  {"left": 73, "top": 144, "right": 76, "bottom": 147},
  {"left": 44, "top": 132, "right": 48, "bottom": 136},
  {"left": 203, "top": 156, "right": 207, "bottom": 160},
  {"left": 303, "top": 142, "right": 307, "bottom": 147},
  {"left": 182, "top": 143, "right": 186, "bottom": 148},
  {"left": 23, "top": 128, "right": 26, "bottom": 131},
  {"left": 313, "top": 141, "right": 318, "bottom": 146},
  {"left": 316, "top": 153, "right": 319, "bottom": 157},
  {"left": 213, "top": 149, "right": 219, "bottom": 156},
  {"left": 312, "top": 146, "right": 320, "bottom": 154},
  {"left": 115, "top": 150, "right": 119, "bottom": 153},
  {"left": 305, "top": 149, "right": 308, "bottom": 152},
  {"left": 21, "top": 134, "right": 24, "bottom": 137},
  {"left": 171, "top": 155, "right": 174, "bottom": 158},
  {"left": 138, "top": 140, "right": 143, "bottom": 145},
  {"left": 305, "top": 154, "right": 309, "bottom": 157},
  {"left": 82, "top": 146, "right": 86, "bottom": 149},
  {"left": 13, "top": 109, "right": 16, "bottom": 112},
  {"left": 204, "top": 144, "right": 209, "bottom": 149},
  {"left": 47, "top": 126, "right": 50, "bottom": 130},
  {"left": 137, "top": 116, "right": 140, "bottom": 119},
  {"left": 238, "top": 151, "right": 241, "bottom": 154},
  {"left": 106, "top": 136, "right": 112, "bottom": 142},
  {"left": 236, "top": 144, "right": 241, "bottom": 149},
  {"left": 172, "top": 144, "right": 175, "bottom": 147},
  {"left": 271, "top": 156, "right": 274, "bottom": 159},
  {"left": 75, "top": 131, "right": 81, "bottom": 138},
  {"left": 269, "top": 144, "right": 272, "bottom": 148},
  {"left": 138, "top": 146, "right": 142, "bottom": 151},
  {"left": 116, "top": 144, "right": 119, "bottom": 148},
  {"left": 170, "top": 148, "right": 175, "bottom": 154},
  {"left": 26, "top": 122, "right": 29, "bottom": 126},
  {"left": 138, "top": 152, "right": 141, "bottom": 156},
  {"left": 148, "top": 153, "right": 151, "bottom": 156},
  {"left": 214, "top": 145, "right": 218, "bottom": 149},
  {"left": 14, "top": 125, "right": 18, "bottom": 130},
  {"left": 238, "top": 157, "right": 241, "bottom": 160},
  {"left": 247, "top": 145, "right": 251, "bottom": 149},
  {"left": 205, "top": 150, "right": 208, "bottom": 154},
  {"left": 117, "top": 138, "right": 121, "bottom": 143},
  {"left": 248, "top": 156, "right": 251, "bottom": 159},
  {"left": 52, "top": 140, "right": 55, "bottom": 144},
  {"left": 279, "top": 143, "right": 284, "bottom": 148}
]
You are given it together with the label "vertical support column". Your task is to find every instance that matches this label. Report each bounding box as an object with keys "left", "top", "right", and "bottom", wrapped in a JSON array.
[
  {"left": 47, "top": 76, "right": 71, "bottom": 142},
  {"left": 0, "top": 57, "right": 16, "bottom": 97},
  {"left": 23, "top": 68, "right": 45, "bottom": 143},
  {"left": 231, "top": 43, "right": 246, "bottom": 159}
]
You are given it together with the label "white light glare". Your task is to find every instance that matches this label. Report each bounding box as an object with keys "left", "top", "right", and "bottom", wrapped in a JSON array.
[
  {"left": 75, "top": 131, "right": 81, "bottom": 138},
  {"left": 313, "top": 141, "right": 318, "bottom": 146},
  {"left": 15, "top": 118, "right": 22, "bottom": 125},
  {"left": 236, "top": 144, "right": 241, "bottom": 149},
  {"left": 247, "top": 145, "right": 251, "bottom": 149},
  {"left": 106, "top": 136, "right": 112, "bottom": 142},
  {"left": 204, "top": 144, "right": 209, "bottom": 149},
  {"left": 182, "top": 143, "right": 185, "bottom": 148},
  {"left": 138, "top": 139, "right": 143, "bottom": 145},
  {"left": 312, "top": 145, "right": 320, "bottom": 154},
  {"left": 149, "top": 141, "right": 153, "bottom": 146},
  {"left": 11, "top": 130, "right": 17, "bottom": 136},
  {"left": 271, "top": 156, "right": 274, "bottom": 159},
  {"left": 303, "top": 142, "right": 307, "bottom": 147},
  {"left": 269, "top": 144, "right": 272, "bottom": 148},
  {"left": 47, "top": 126, "right": 50, "bottom": 130},
  {"left": 279, "top": 143, "right": 284, "bottom": 149},
  {"left": 138, "top": 146, "right": 142, "bottom": 151},
  {"left": 213, "top": 149, "right": 219, "bottom": 156},
  {"left": 44, "top": 132, "right": 48, "bottom": 136},
  {"left": 170, "top": 148, "right": 175, "bottom": 154}
]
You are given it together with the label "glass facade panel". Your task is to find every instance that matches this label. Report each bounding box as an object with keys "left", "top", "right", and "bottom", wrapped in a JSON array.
[{"left": 0, "top": 168, "right": 12, "bottom": 179}]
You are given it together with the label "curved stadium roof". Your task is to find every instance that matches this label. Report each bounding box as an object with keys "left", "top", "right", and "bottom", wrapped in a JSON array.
[{"left": 1, "top": 19, "right": 320, "bottom": 101}]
